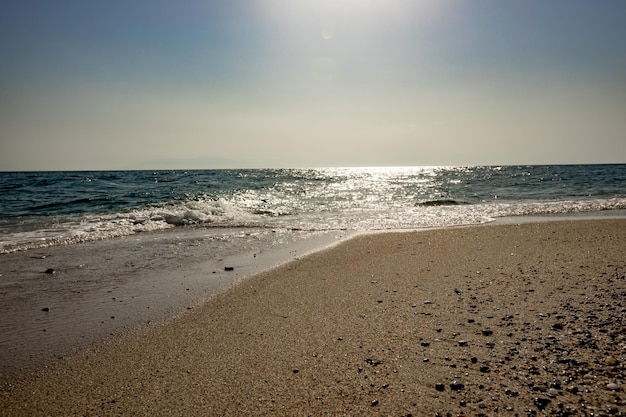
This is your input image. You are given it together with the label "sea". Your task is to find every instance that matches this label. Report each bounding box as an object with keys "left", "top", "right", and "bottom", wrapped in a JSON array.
[{"left": 1, "top": 164, "right": 626, "bottom": 254}]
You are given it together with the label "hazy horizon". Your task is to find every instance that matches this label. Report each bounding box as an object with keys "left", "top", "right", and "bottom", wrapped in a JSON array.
[{"left": 1, "top": 1, "right": 625, "bottom": 171}]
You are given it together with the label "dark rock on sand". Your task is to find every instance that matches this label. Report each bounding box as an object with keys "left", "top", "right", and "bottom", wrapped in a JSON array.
[{"left": 450, "top": 381, "right": 465, "bottom": 391}]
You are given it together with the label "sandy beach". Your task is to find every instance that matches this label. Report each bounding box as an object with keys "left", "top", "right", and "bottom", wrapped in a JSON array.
[{"left": 1, "top": 219, "right": 625, "bottom": 416}]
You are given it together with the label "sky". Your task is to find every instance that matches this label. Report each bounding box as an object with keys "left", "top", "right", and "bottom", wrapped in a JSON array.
[{"left": 0, "top": 0, "right": 625, "bottom": 170}]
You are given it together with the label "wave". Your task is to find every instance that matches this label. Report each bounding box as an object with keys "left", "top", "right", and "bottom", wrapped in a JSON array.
[
  {"left": 0, "top": 198, "right": 261, "bottom": 253},
  {"left": 415, "top": 199, "right": 470, "bottom": 207},
  {"left": 2, "top": 194, "right": 626, "bottom": 254}
]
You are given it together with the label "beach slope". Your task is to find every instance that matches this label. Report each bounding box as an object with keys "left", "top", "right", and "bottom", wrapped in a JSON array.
[{"left": 2, "top": 220, "right": 625, "bottom": 416}]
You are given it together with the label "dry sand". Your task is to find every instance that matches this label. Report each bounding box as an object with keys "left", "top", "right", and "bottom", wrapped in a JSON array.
[{"left": 1, "top": 219, "right": 625, "bottom": 416}]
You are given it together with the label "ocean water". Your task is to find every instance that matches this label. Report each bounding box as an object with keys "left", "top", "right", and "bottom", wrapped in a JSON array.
[{"left": 1, "top": 165, "right": 626, "bottom": 253}]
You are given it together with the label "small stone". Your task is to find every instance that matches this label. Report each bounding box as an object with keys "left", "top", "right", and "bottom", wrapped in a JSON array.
[
  {"left": 224, "top": 266, "right": 234, "bottom": 271},
  {"left": 552, "top": 323, "right": 564, "bottom": 331},
  {"left": 41, "top": 307, "right": 50, "bottom": 312},
  {"left": 450, "top": 381, "right": 465, "bottom": 391},
  {"left": 505, "top": 389, "right": 519, "bottom": 397},
  {"left": 480, "top": 365, "right": 491, "bottom": 373},
  {"left": 421, "top": 341, "right": 430, "bottom": 347},
  {"left": 371, "top": 399, "right": 379, "bottom": 406},
  {"left": 435, "top": 383, "right": 445, "bottom": 391},
  {"left": 606, "top": 382, "right": 620, "bottom": 391},
  {"left": 481, "top": 329, "right": 494, "bottom": 336},
  {"left": 566, "top": 386, "right": 579, "bottom": 394},
  {"left": 293, "top": 369, "right": 299, "bottom": 374},
  {"left": 605, "top": 356, "right": 619, "bottom": 366},
  {"left": 471, "top": 357, "right": 478, "bottom": 364},
  {"left": 458, "top": 340, "right": 468, "bottom": 347},
  {"left": 44, "top": 268, "right": 56, "bottom": 275},
  {"left": 547, "top": 388, "right": 559, "bottom": 397},
  {"left": 424, "top": 300, "right": 433, "bottom": 305},
  {"left": 534, "top": 397, "right": 551, "bottom": 410}
]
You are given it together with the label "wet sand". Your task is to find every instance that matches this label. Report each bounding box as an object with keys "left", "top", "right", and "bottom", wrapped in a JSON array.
[
  {"left": 1, "top": 219, "right": 625, "bottom": 416},
  {"left": 0, "top": 228, "right": 348, "bottom": 379}
]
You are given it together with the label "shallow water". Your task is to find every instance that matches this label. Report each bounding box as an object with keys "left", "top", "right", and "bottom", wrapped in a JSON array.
[{"left": 0, "top": 227, "right": 350, "bottom": 380}]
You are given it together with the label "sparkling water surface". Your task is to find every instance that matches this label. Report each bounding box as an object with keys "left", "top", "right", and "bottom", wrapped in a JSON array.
[{"left": 1, "top": 165, "right": 625, "bottom": 253}]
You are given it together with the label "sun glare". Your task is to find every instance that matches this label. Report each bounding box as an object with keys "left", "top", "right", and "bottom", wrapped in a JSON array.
[{"left": 259, "top": 0, "right": 447, "bottom": 28}]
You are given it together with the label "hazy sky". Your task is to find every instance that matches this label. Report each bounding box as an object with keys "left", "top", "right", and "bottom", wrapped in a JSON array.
[{"left": 1, "top": 0, "right": 625, "bottom": 170}]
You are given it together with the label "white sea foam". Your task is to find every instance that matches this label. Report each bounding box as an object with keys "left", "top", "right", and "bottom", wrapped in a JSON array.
[
  {"left": 0, "top": 198, "right": 260, "bottom": 253},
  {"left": 2, "top": 196, "right": 626, "bottom": 253},
  {"left": 3, "top": 195, "right": 626, "bottom": 254}
]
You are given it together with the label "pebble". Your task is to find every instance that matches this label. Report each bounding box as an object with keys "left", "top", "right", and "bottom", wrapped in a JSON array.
[
  {"left": 534, "top": 397, "right": 551, "bottom": 410},
  {"left": 365, "top": 358, "right": 381, "bottom": 366},
  {"left": 606, "top": 382, "right": 620, "bottom": 391},
  {"left": 450, "top": 381, "right": 465, "bottom": 391},
  {"left": 458, "top": 340, "right": 468, "bottom": 347},
  {"left": 567, "top": 386, "right": 579, "bottom": 394},
  {"left": 481, "top": 329, "right": 494, "bottom": 336},
  {"left": 44, "top": 268, "right": 56, "bottom": 275},
  {"left": 435, "top": 383, "right": 445, "bottom": 391}
]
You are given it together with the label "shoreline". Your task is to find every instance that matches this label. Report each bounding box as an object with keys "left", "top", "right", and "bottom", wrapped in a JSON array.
[
  {"left": 1, "top": 211, "right": 625, "bottom": 381},
  {"left": 1, "top": 218, "right": 625, "bottom": 415},
  {"left": 0, "top": 227, "right": 351, "bottom": 381}
]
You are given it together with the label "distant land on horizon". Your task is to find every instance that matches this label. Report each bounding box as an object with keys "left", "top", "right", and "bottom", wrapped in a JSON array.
[{"left": 2, "top": 160, "right": 626, "bottom": 173}]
